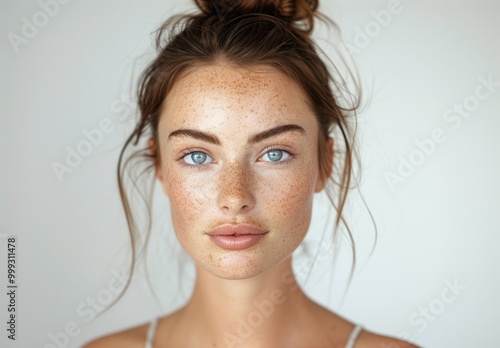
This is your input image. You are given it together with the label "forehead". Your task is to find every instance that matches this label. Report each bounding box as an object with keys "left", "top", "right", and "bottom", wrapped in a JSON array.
[{"left": 160, "top": 63, "right": 315, "bottom": 130}]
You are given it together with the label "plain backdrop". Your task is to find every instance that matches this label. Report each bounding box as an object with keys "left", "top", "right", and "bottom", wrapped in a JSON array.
[{"left": 1, "top": 0, "right": 499, "bottom": 347}]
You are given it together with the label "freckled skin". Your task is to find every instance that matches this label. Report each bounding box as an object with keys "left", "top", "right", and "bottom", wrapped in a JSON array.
[
  {"left": 152, "top": 63, "right": 345, "bottom": 347},
  {"left": 157, "top": 64, "right": 324, "bottom": 280}
]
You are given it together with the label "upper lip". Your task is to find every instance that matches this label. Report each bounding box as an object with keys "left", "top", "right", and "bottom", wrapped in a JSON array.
[{"left": 207, "top": 223, "right": 268, "bottom": 236}]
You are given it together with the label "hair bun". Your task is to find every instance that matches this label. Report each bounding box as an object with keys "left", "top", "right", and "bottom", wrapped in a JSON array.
[{"left": 194, "top": 0, "right": 318, "bottom": 29}]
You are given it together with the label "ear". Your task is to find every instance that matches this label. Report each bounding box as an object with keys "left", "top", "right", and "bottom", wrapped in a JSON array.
[
  {"left": 314, "top": 137, "right": 334, "bottom": 193},
  {"left": 148, "top": 138, "right": 169, "bottom": 196}
]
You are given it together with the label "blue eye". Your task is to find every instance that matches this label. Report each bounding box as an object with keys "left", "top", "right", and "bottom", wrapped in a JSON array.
[
  {"left": 262, "top": 149, "right": 292, "bottom": 163},
  {"left": 182, "top": 151, "right": 213, "bottom": 166}
]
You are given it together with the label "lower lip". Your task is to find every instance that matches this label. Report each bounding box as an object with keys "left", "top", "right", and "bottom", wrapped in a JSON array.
[{"left": 209, "top": 234, "right": 267, "bottom": 250}]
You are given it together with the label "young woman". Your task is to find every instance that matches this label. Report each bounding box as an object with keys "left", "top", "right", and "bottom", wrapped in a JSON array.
[{"left": 84, "top": 0, "right": 420, "bottom": 347}]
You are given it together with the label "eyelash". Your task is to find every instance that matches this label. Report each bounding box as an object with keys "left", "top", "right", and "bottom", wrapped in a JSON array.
[{"left": 177, "top": 146, "right": 295, "bottom": 169}]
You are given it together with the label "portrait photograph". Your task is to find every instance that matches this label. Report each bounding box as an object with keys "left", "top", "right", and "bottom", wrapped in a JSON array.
[{"left": 1, "top": 0, "right": 499, "bottom": 347}]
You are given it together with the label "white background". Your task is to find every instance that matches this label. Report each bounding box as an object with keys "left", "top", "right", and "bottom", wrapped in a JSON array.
[{"left": 1, "top": 0, "right": 499, "bottom": 347}]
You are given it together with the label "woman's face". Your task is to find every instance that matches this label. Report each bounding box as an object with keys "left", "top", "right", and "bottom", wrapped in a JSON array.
[{"left": 155, "top": 64, "right": 331, "bottom": 279}]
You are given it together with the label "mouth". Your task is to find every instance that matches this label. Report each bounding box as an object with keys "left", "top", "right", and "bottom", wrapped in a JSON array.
[{"left": 206, "top": 223, "right": 268, "bottom": 250}]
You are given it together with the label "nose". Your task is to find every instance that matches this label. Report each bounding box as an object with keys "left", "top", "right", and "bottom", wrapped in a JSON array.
[{"left": 216, "top": 162, "right": 256, "bottom": 214}]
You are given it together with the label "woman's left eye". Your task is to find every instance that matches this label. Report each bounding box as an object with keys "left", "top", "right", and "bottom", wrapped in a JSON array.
[{"left": 260, "top": 148, "right": 292, "bottom": 163}]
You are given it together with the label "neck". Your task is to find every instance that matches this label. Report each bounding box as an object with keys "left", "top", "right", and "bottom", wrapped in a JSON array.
[{"left": 175, "top": 256, "right": 321, "bottom": 347}]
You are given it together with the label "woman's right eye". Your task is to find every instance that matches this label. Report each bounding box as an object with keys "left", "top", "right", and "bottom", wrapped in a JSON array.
[{"left": 182, "top": 151, "right": 214, "bottom": 166}]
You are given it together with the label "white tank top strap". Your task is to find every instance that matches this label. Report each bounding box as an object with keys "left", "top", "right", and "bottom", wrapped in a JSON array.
[
  {"left": 345, "top": 324, "right": 363, "bottom": 348},
  {"left": 145, "top": 317, "right": 159, "bottom": 348}
]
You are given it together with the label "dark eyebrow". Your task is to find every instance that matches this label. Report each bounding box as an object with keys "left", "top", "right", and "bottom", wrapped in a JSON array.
[{"left": 168, "top": 124, "right": 306, "bottom": 145}]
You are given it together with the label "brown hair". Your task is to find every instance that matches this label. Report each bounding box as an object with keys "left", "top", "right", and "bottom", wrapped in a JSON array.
[{"left": 107, "top": 0, "right": 368, "bottom": 315}]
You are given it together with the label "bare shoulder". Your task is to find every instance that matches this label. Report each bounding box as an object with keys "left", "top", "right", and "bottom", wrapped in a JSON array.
[
  {"left": 81, "top": 321, "right": 149, "bottom": 348},
  {"left": 356, "top": 329, "right": 421, "bottom": 348}
]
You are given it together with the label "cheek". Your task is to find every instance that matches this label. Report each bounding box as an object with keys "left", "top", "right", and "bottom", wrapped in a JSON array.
[
  {"left": 260, "top": 162, "right": 317, "bottom": 233},
  {"left": 165, "top": 170, "right": 214, "bottom": 255},
  {"left": 168, "top": 171, "right": 209, "bottom": 215},
  {"left": 264, "top": 175, "right": 312, "bottom": 214}
]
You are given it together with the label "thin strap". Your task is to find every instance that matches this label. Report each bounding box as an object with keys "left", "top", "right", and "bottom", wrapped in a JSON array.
[
  {"left": 145, "top": 317, "right": 159, "bottom": 348},
  {"left": 345, "top": 324, "right": 363, "bottom": 348}
]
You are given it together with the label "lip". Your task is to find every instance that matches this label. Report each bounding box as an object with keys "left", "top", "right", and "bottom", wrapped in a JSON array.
[{"left": 207, "top": 224, "right": 268, "bottom": 250}]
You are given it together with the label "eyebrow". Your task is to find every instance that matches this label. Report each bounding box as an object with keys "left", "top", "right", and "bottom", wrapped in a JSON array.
[{"left": 167, "top": 124, "right": 306, "bottom": 145}]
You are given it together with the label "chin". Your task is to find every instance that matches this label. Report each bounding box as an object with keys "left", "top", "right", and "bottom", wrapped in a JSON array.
[{"left": 197, "top": 248, "right": 292, "bottom": 280}]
